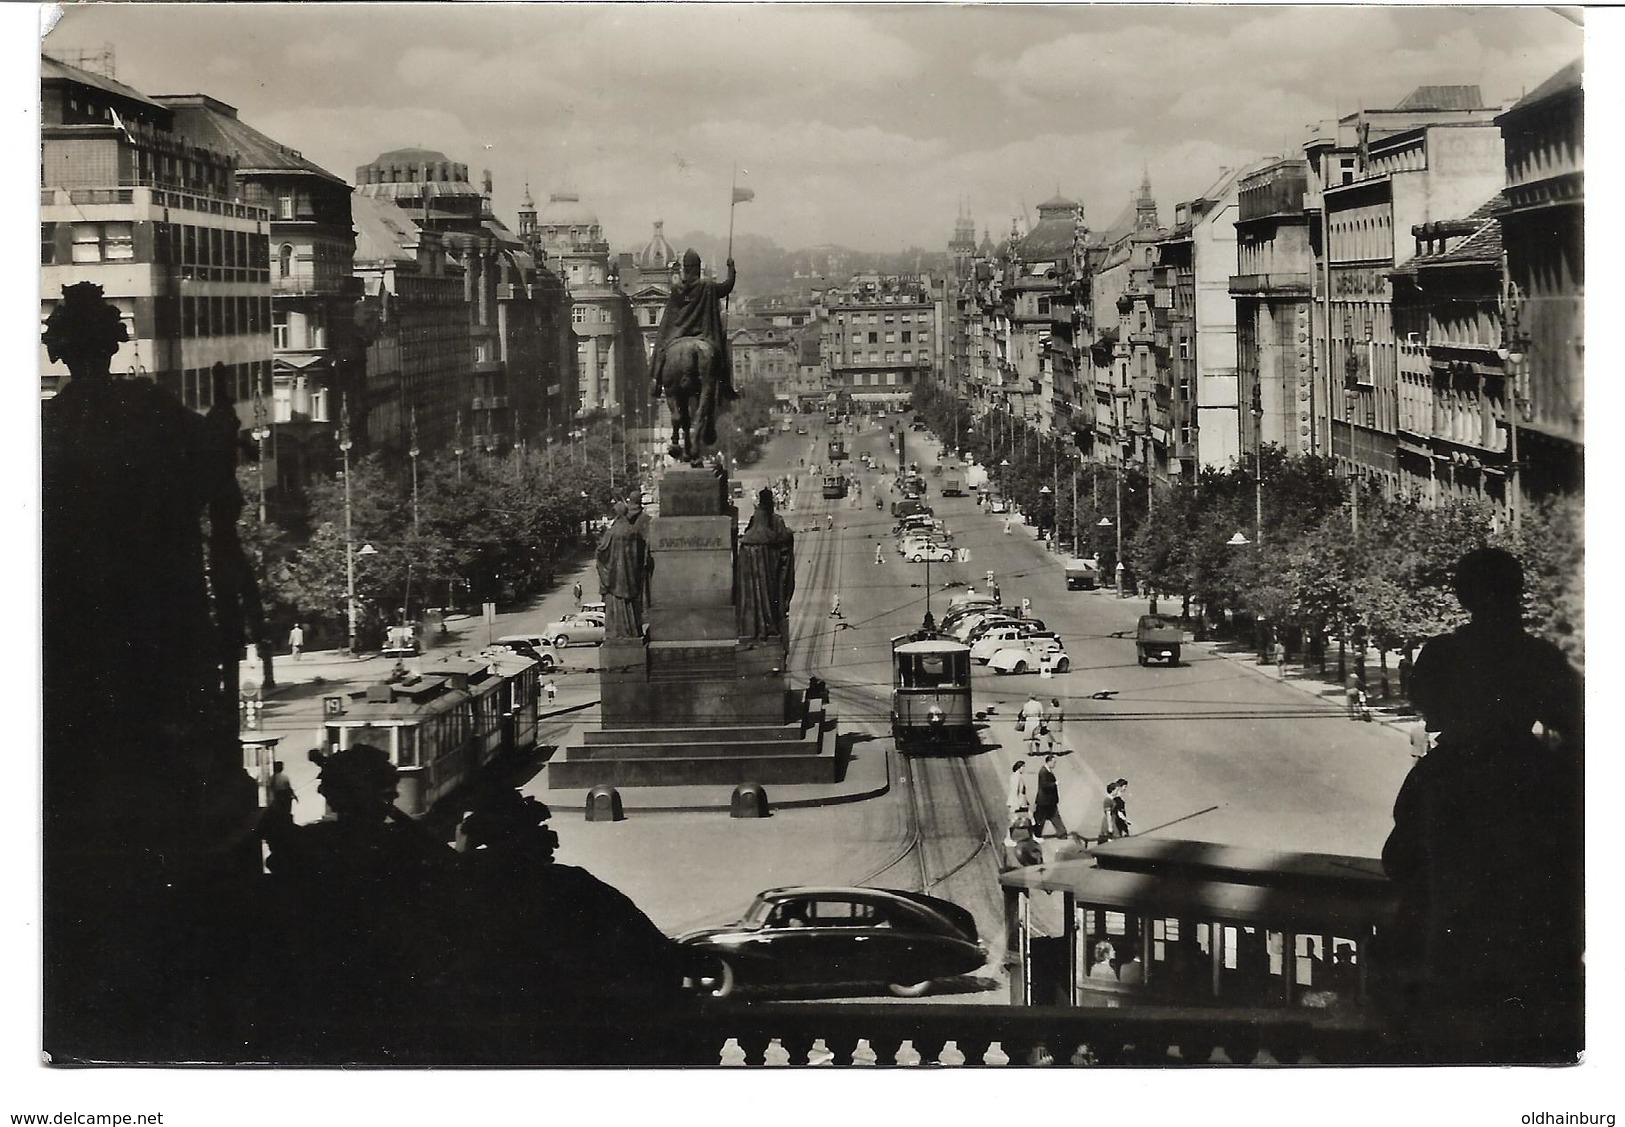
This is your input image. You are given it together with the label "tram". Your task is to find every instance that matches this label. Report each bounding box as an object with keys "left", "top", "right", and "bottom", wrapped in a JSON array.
[
  {"left": 890, "top": 631, "right": 976, "bottom": 752},
  {"left": 319, "top": 649, "right": 542, "bottom": 817},
  {"left": 822, "top": 472, "right": 848, "bottom": 499},
  {"left": 828, "top": 437, "right": 848, "bottom": 462},
  {"left": 1000, "top": 838, "right": 1397, "bottom": 1013}
]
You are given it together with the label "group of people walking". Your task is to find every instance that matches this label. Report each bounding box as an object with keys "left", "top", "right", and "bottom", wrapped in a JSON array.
[{"left": 1003, "top": 690, "right": 1132, "bottom": 868}]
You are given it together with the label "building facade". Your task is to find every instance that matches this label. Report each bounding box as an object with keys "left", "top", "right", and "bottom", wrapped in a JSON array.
[
  {"left": 40, "top": 56, "right": 273, "bottom": 423},
  {"left": 1305, "top": 87, "right": 1506, "bottom": 497},
  {"left": 1231, "top": 159, "right": 1317, "bottom": 459},
  {"left": 1494, "top": 60, "right": 1584, "bottom": 510},
  {"left": 821, "top": 275, "right": 941, "bottom": 409},
  {"left": 154, "top": 93, "right": 359, "bottom": 502}
]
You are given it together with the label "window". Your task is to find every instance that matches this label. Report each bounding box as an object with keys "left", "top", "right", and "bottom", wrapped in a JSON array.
[
  {"left": 868, "top": 332, "right": 878, "bottom": 344},
  {"left": 572, "top": 306, "right": 586, "bottom": 324},
  {"left": 1038, "top": 298, "right": 1051, "bottom": 315},
  {"left": 278, "top": 244, "right": 293, "bottom": 278},
  {"left": 41, "top": 223, "right": 56, "bottom": 265},
  {"left": 272, "top": 309, "right": 290, "bottom": 349},
  {"left": 885, "top": 332, "right": 895, "bottom": 344},
  {"left": 902, "top": 331, "right": 912, "bottom": 343},
  {"left": 278, "top": 193, "right": 295, "bottom": 220},
  {"left": 71, "top": 224, "right": 103, "bottom": 263}
]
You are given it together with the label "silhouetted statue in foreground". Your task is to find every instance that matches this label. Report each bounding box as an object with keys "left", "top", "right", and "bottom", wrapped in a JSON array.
[
  {"left": 1378, "top": 547, "right": 1583, "bottom": 1061},
  {"left": 41, "top": 282, "right": 261, "bottom": 1061},
  {"left": 595, "top": 491, "right": 652, "bottom": 640}
]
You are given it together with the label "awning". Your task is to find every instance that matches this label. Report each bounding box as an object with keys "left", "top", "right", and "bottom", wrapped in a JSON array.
[{"left": 273, "top": 354, "right": 331, "bottom": 373}]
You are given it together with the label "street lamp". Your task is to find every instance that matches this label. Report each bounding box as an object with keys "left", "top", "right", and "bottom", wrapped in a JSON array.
[
  {"left": 1227, "top": 531, "right": 1252, "bottom": 547},
  {"left": 1038, "top": 484, "right": 1053, "bottom": 549},
  {"left": 409, "top": 407, "right": 421, "bottom": 537},
  {"left": 1250, "top": 384, "right": 1263, "bottom": 548},
  {"left": 339, "top": 402, "right": 358, "bottom": 653},
  {"left": 251, "top": 396, "right": 271, "bottom": 525}
]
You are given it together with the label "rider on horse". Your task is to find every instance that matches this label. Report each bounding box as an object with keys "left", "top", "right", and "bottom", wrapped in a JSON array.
[{"left": 651, "top": 248, "right": 738, "bottom": 404}]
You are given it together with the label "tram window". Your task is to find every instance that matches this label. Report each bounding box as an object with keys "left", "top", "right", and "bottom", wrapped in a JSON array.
[
  {"left": 399, "top": 727, "right": 417, "bottom": 768},
  {"left": 901, "top": 653, "right": 959, "bottom": 689}
]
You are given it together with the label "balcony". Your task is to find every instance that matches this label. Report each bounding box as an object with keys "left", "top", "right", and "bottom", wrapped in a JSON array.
[
  {"left": 40, "top": 183, "right": 268, "bottom": 222},
  {"left": 1228, "top": 272, "right": 1312, "bottom": 297},
  {"left": 272, "top": 272, "right": 348, "bottom": 297}
]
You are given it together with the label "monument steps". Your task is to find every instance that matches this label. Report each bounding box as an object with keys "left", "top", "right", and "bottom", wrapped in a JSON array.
[
  {"left": 582, "top": 721, "right": 807, "bottom": 745},
  {"left": 546, "top": 716, "right": 840, "bottom": 789}
]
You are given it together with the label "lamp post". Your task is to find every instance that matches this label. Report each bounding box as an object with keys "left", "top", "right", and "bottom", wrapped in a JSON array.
[
  {"left": 409, "top": 407, "right": 421, "bottom": 537},
  {"left": 1343, "top": 347, "right": 1361, "bottom": 536},
  {"left": 1250, "top": 383, "right": 1263, "bottom": 548},
  {"left": 251, "top": 396, "right": 271, "bottom": 525},
  {"left": 1114, "top": 460, "right": 1124, "bottom": 597},
  {"left": 338, "top": 401, "right": 358, "bottom": 653},
  {"left": 1039, "top": 484, "right": 1053, "bottom": 549}
]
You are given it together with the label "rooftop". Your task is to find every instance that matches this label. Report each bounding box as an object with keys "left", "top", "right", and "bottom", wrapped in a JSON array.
[
  {"left": 41, "top": 53, "right": 165, "bottom": 111},
  {"left": 1500, "top": 58, "right": 1583, "bottom": 118},
  {"left": 153, "top": 94, "right": 347, "bottom": 184},
  {"left": 1393, "top": 84, "right": 1486, "bottom": 112}
]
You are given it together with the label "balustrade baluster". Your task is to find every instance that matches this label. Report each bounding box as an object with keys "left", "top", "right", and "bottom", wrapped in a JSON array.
[
  {"left": 719, "top": 1037, "right": 746, "bottom": 1066},
  {"left": 894, "top": 1039, "right": 923, "bottom": 1066},
  {"left": 779, "top": 1034, "right": 818, "bottom": 1065},
  {"left": 935, "top": 1040, "right": 965, "bottom": 1066},
  {"left": 763, "top": 1037, "right": 791, "bottom": 1066},
  {"left": 981, "top": 1041, "right": 1011, "bottom": 1066}
]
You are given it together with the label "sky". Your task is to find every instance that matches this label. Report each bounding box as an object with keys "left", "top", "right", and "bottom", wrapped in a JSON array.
[{"left": 41, "top": 3, "right": 1584, "bottom": 254}]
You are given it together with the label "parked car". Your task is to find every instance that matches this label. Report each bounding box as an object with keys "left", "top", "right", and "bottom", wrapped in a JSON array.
[
  {"left": 678, "top": 886, "right": 985, "bottom": 999},
  {"left": 956, "top": 613, "right": 1022, "bottom": 643},
  {"left": 988, "top": 496, "right": 1010, "bottom": 514},
  {"left": 989, "top": 636, "right": 1070, "bottom": 674},
  {"left": 907, "top": 543, "right": 954, "bottom": 563},
  {"left": 579, "top": 601, "right": 606, "bottom": 617},
  {"left": 969, "top": 624, "right": 1045, "bottom": 663},
  {"left": 1064, "top": 557, "right": 1100, "bottom": 590},
  {"left": 495, "top": 634, "right": 560, "bottom": 672},
  {"left": 551, "top": 613, "right": 606, "bottom": 648}
]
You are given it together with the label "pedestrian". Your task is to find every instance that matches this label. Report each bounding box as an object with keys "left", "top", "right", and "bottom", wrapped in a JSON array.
[
  {"left": 288, "top": 622, "right": 305, "bottom": 661},
  {"left": 268, "top": 759, "right": 296, "bottom": 825},
  {"left": 1345, "top": 669, "right": 1364, "bottom": 720},
  {"left": 875, "top": 544, "right": 885, "bottom": 566},
  {"left": 830, "top": 594, "right": 842, "bottom": 619},
  {"left": 1111, "top": 778, "right": 1132, "bottom": 837},
  {"left": 1050, "top": 698, "right": 1064, "bottom": 734},
  {"left": 826, "top": 513, "right": 834, "bottom": 531},
  {"left": 1006, "top": 759, "right": 1031, "bottom": 821},
  {"left": 1004, "top": 517, "right": 1012, "bottom": 535},
  {"left": 1019, "top": 693, "right": 1046, "bottom": 755},
  {"left": 1274, "top": 640, "right": 1287, "bottom": 676},
  {"left": 1099, "top": 781, "right": 1120, "bottom": 843},
  {"left": 572, "top": 580, "right": 583, "bottom": 604},
  {"left": 1397, "top": 651, "right": 1414, "bottom": 699},
  {"left": 544, "top": 679, "right": 557, "bottom": 705},
  {"left": 1031, "top": 754, "right": 1067, "bottom": 838}
]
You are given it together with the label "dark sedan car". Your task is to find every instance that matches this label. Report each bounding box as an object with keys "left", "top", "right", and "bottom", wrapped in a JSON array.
[{"left": 678, "top": 886, "right": 985, "bottom": 998}]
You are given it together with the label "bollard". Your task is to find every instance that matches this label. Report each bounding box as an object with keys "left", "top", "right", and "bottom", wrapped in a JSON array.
[
  {"left": 585, "top": 784, "right": 624, "bottom": 822},
  {"left": 730, "top": 782, "right": 770, "bottom": 819}
]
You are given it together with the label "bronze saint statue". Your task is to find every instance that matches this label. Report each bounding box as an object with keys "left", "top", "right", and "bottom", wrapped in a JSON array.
[
  {"left": 595, "top": 492, "right": 652, "bottom": 640},
  {"left": 736, "top": 487, "right": 796, "bottom": 641},
  {"left": 650, "top": 248, "right": 736, "bottom": 462}
]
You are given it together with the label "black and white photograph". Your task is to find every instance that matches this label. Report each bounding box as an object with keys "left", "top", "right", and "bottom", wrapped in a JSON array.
[{"left": 9, "top": 0, "right": 1613, "bottom": 1121}]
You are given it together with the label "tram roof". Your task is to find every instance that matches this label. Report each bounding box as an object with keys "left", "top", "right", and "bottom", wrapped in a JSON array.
[
  {"left": 1000, "top": 859, "right": 1396, "bottom": 935},
  {"left": 894, "top": 638, "right": 970, "bottom": 655}
]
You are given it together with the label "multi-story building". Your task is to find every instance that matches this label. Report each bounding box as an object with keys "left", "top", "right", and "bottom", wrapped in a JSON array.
[
  {"left": 153, "top": 93, "right": 359, "bottom": 501},
  {"left": 1088, "top": 176, "right": 1163, "bottom": 479},
  {"left": 40, "top": 55, "right": 273, "bottom": 422},
  {"left": 730, "top": 319, "right": 801, "bottom": 395},
  {"left": 1494, "top": 60, "right": 1583, "bottom": 510},
  {"left": 1007, "top": 194, "right": 1087, "bottom": 439},
  {"left": 1231, "top": 159, "right": 1317, "bottom": 459},
  {"left": 355, "top": 150, "right": 559, "bottom": 453},
  {"left": 1304, "top": 86, "right": 1506, "bottom": 496},
  {"left": 350, "top": 194, "right": 469, "bottom": 456},
  {"left": 821, "top": 274, "right": 940, "bottom": 409},
  {"left": 1151, "top": 168, "right": 1245, "bottom": 474},
  {"left": 1391, "top": 196, "right": 1513, "bottom": 510},
  {"left": 530, "top": 190, "right": 648, "bottom": 427}
]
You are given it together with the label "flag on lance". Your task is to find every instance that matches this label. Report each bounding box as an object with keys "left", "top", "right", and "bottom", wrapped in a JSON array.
[{"left": 732, "top": 186, "right": 755, "bottom": 204}]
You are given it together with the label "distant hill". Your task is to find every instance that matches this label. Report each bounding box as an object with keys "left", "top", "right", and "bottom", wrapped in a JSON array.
[{"left": 669, "top": 230, "right": 952, "bottom": 302}]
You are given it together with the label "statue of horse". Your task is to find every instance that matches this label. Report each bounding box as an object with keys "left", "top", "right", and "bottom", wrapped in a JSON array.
[{"left": 657, "top": 336, "right": 720, "bottom": 464}]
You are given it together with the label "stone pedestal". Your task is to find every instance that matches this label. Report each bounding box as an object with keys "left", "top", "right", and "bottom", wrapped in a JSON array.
[{"left": 552, "top": 466, "right": 833, "bottom": 789}]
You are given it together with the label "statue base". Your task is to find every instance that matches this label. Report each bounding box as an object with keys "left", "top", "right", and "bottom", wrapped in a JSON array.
[{"left": 550, "top": 467, "right": 839, "bottom": 789}]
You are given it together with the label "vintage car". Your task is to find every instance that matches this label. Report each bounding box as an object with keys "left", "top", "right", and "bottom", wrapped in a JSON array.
[
  {"left": 678, "top": 886, "right": 986, "bottom": 998},
  {"left": 906, "top": 543, "right": 955, "bottom": 563},
  {"left": 969, "top": 623, "right": 1047, "bottom": 664},
  {"left": 989, "top": 634, "right": 1070, "bottom": 675},
  {"left": 988, "top": 496, "right": 1010, "bottom": 514},
  {"left": 494, "top": 634, "right": 560, "bottom": 672},
  {"left": 1136, "top": 614, "right": 1183, "bottom": 666},
  {"left": 550, "top": 613, "right": 606, "bottom": 648}
]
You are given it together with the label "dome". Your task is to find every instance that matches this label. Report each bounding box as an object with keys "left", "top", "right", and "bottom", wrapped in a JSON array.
[
  {"left": 635, "top": 220, "right": 676, "bottom": 269},
  {"left": 539, "top": 190, "right": 600, "bottom": 228}
]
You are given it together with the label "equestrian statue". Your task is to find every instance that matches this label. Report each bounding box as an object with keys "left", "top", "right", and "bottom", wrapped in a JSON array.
[{"left": 650, "top": 248, "right": 738, "bottom": 464}]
